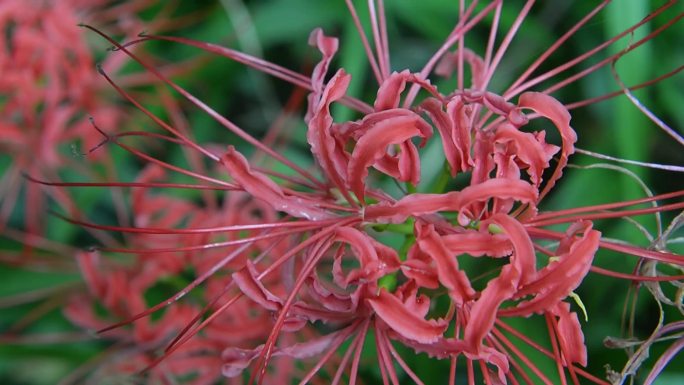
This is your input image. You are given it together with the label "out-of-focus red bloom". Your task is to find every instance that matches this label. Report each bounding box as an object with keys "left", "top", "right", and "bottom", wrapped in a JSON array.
[
  {"left": 0, "top": 0, "right": 194, "bottom": 236},
  {"left": 0, "top": 0, "right": 118, "bottom": 235},
  {"left": 62, "top": 163, "right": 308, "bottom": 384},
  {"left": 42, "top": 1, "right": 684, "bottom": 384}
]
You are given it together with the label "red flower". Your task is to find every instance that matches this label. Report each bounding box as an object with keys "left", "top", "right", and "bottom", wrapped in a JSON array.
[{"left": 33, "top": 1, "right": 684, "bottom": 384}]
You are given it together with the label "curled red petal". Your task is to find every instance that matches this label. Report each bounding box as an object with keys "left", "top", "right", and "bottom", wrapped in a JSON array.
[
  {"left": 348, "top": 113, "right": 427, "bottom": 201},
  {"left": 485, "top": 214, "right": 537, "bottom": 284},
  {"left": 368, "top": 289, "right": 447, "bottom": 344},
  {"left": 447, "top": 96, "right": 475, "bottom": 173},
  {"left": 463, "top": 264, "right": 519, "bottom": 352},
  {"left": 365, "top": 178, "right": 537, "bottom": 224},
  {"left": 374, "top": 70, "right": 409, "bottom": 111},
  {"left": 552, "top": 302, "right": 587, "bottom": 367},
  {"left": 435, "top": 48, "right": 486, "bottom": 89},
  {"left": 502, "top": 222, "right": 600, "bottom": 316},
  {"left": 494, "top": 123, "right": 559, "bottom": 187},
  {"left": 307, "top": 276, "right": 358, "bottom": 313},
  {"left": 517, "top": 92, "right": 576, "bottom": 200},
  {"left": 401, "top": 258, "right": 439, "bottom": 289},
  {"left": 420, "top": 98, "right": 461, "bottom": 176},
  {"left": 459, "top": 178, "right": 538, "bottom": 211},
  {"left": 364, "top": 192, "right": 458, "bottom": 223},
  {"left": 397, "top": 140, "right": 421, "bottom": 185},
  {"left": 470, "top": 129, "right": 496, "bottom": 186},
  {"left": 457, "top": 178, "right": 538, "bottom": 225},
  {"left": 416, "top": 223, "right": 475, "bottom": 305},
  {"left": 221, "top": 146, "right": 331, "bottom": 220},
  {"left": 394, "top": 281, "right": 432, "bottom": 318},
  {"left": 333, "top": 227, "right": 401, "bottom": 286},
  {"left": 441, "top": 230, "right": 512, "bottom": 258},
  {"left": 462, "top": 215, "right": 536, "bottom": 353},
  {"left": 335, "top": 227, "right": 378, "bottom": 267},
  {"left": 306, "top": 70, "right": 353, "bottom": 197},
  {"left": 307, "top": 28, "right": 339, "bottom": 102},
  {"left": 232, "top": 261, "right": 282, "bottom": 312}
]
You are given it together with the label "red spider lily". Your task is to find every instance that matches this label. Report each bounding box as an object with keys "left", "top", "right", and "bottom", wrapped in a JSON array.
[{"left": 36, "top": 1, "right": 684, "bottom": 384}]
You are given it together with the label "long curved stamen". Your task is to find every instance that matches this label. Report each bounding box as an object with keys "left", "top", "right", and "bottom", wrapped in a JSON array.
[
  {"left": 490, "top": 329, "right": 554, "bottom": 385},
  {"left": 479, "top": 0, "right": 535, "bottom": 91},
  {"left": 527, "top": 227, "right": 684, "bottom": 265},
  {"left": 504, "top": 1, "right": 679, "bottom": 98},
  {"left": 528, "top": 201, "right": 684, "bottom": 227},
  {"left": 404, "top": 0, "right": 500, "bottom": 107},
  {"left": 533, "top": 190, "right": 684, "bottom": 221},
  {"left": 505, "top": 0, "right": 610, "bottom": 96},
  {"left": 367, "top": 0, "right": 390, "bottom": 80},
  {"left": 541, "top": 15, "right": 682, "bottom": 96},
  {"left": 344, "top": 0, "right": 383, "bottom": 84},
  {"left": 565, "top": 65, "right": 683, "bottom": 110},
  {"left": 144, "top": 219, "right": 358, "bottom": 374},
  {"left": 96, "top": 65, "right": 220, "bottom": 162},
  {"left": 49, "top": 210, "right": 336, "bottom": 235},
  {"left": 252, "top": 236, "right": 334, "bottom": 384},
  {"left": 119, "top": 32, "right": 374, "bottom": 114},
  {"left": 97, "top": 224, "right": 322, "bottom": 254},
  {"left": 83, "top": 25, "right": 329, "bottom": 189},
  {"left": 496, "top": 321, "right": 611, "bottom": 385},
  {"left": 589, "top": 266, "right": 684, "bottom": 282},
  {"left": 162, "top": 236, "right": 290, "bottom": 353},
  {"left": 296, "top": 321, "right": 363, "bottom": 384},
  {"left": 610, "top": 59, "right": 684, "bottom": 147}
]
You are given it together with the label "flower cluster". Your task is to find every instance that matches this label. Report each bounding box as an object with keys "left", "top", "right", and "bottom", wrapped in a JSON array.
[
  {"left": 197, "top": 26, "right": 603, "bottom": 383},
  {"left": 3, "top": 1, "right": 683, "bottom": 384}
]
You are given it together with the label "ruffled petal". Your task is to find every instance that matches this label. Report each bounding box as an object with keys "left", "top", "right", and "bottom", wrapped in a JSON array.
[
  {"left": 401, "top": 257, "right": 439, "bottom": 290},
  {"left": 348, "top": 113, "right": 429, "bottom": 201},
  {"left": 494, "top": 122, "right": 559, "bottom": 187},
  {"left": 485, "top": 214, "right": 537, "bottom": 284},
  {"left": 221, "top": 146, "right": 332, "bottom": 220},
  {"left": 421, "top": 98, "right": 460, "bottom": 176},
  {"left": 232, "top": 261, "right": 282, "bottom": 312},
  {"left": 517, "top": 92, "right": 576, "bottom": 199},
  {"left": 306, "top": 70, "right": 354, "bottom": 199},
  {"left": 332, "top": 227, "right": 401, "bottom": 287},
  {"left": 442, "top": 230, "right": 512, "bottom": 258},
  {"left": 306, "top": 28, "right": 339, "bottom": 112},
  {"left": 365, "top": 178, "right": 537, "bottom": 224},
  {"left": 463, "top": 264, "right": 519, "bottom": 352},
  {"left": 435, "top": 48, "right": 486, "bottom": 89},
  {"left": 368, "top": 289, "right": 448, "bottom": 344},
  {"left": 457, "top": 178, "right": 538, "bottom": 225},
  {"left": 463, "top": 214, "right": 538, "bottom": 354},
  {"left": 374, "top": 70, "right": 409, "bottom": 111},
  {"left": 501, "top": 221, "right": 599, "bottom": 316},
  {"left": 416, "top": 223, "right": 475, "bottom": 305},
  {"left": 552, "top": 301, "right": 588, "bottom": 367}
]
